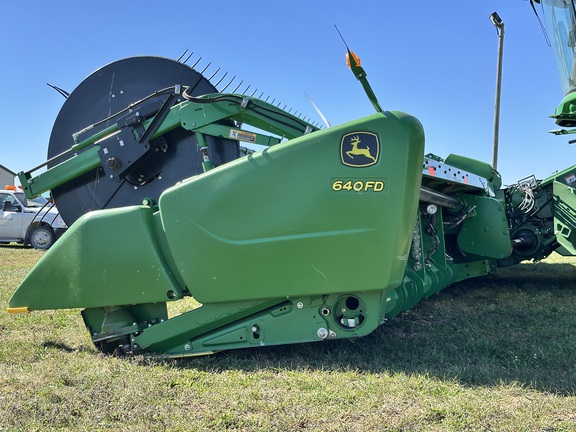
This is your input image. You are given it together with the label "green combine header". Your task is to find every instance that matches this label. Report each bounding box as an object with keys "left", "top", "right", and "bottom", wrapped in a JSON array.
[{"left": 8, "top": 2, "right": 576, "bottom": 356}]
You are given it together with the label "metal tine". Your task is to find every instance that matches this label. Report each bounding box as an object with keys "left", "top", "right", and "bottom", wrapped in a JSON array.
[
  {"left": 180, "top": 56, "right": 297, "bottom": 112},
  {"left": 214, "top": 71, "right": 228, "bottom": 88},
  {"left": 208, "top": 67, "right": 221, "bottom": 81},
  {"left": 183, "top": 52, "right": 194, "bottom": 64},
  {"left": 177, "top": 49, "right": 188, "bottom": 62},
  {"left": 178, "top": 53, "right": 303, "bottom": 118},
  {"left": 46, "top": 83, "right": 70, "bottom": 99},
  {"left": 229, "top": 80, "right": 243, "bottom": 94},
  {"left": 192, "top": 57, "right": 203, "bottom": 68},
  {"left": 200, "top": 62, "right": 212, "bottom": 75},
  {"left": 219, "top": 76, "right": 236, "bottom": 92}
]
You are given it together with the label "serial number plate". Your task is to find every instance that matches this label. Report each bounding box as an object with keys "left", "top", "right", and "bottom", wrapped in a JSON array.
[{"left": 332, "top": 179, "right": 385, "bottom": 192}]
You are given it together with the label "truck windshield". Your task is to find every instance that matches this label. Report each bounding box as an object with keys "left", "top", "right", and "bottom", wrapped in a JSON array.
[
  {"left": 14, "top": 192, "right": 47, "bottom": 208},
  {"left": 541, "top": 0, "right": 576, "bottom": 95}
]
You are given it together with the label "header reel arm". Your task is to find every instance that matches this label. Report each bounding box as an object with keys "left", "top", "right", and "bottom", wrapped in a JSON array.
[{"left": 19, "top": 56, "right": 319, "bottom": 224}]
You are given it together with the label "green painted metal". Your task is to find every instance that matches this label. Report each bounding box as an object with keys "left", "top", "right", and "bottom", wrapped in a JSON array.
[
  {"left": 10, "top": 112, "right": 425, "bottom": 308},
  {"left": 18, "top": 146, "right": 101, "bottom": 199},
  {"left": 195, "top": 123, "right": 282, "bottom": 147},
  {"left": 540, "top": 164, "right": 576, "bottom": 188},
  {"left": 8, "top": 108, "right": 430, "bottom": 355},
  {"left": 345, "top": 49, "right": 383, "bottom": 114},
  {"left": 12, "top": 31, "right": 576, "bottom": 356},
  {"left": 457, "top": 194, "right": 511, "bottom": 259},
  {"left": 135, "top": 291, "right": 390, "bottom": 356},
  {"left": 159, "top": 112, "right": 424, "bottom": 304},
  {"left": 18, "top": 92, "right": 318, "bottom": 200},
  {"left": 444, "top": 154, "right": 502, "bottom": 190},
  {"left": 552, "top": 180, "right": 576, "bottom": 255},
  {"left": 9, "top": 205, "right": 185, "bottom": 310},
  {"left": 452, "top": 260, "right": 493, "bottom": 283},
  {"left": 12, "top": 79, "right": 576, "bottom": 355},
  {"left": 11, "top": 80, "right": 576, "bottom": 357},
  {"left": 551, "top": 91, "right": 576, "bottom": 128},
  {"left": 178, "top": 94, "right": 318, "bottom": 139}
]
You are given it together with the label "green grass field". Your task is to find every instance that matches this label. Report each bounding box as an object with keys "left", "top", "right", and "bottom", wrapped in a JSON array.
[{"left": 1, "top": 246, "right": 576, "bottom": 431}]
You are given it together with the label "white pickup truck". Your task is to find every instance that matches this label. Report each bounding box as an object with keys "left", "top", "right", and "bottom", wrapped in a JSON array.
[{"left": 0, "top": 186, "right": 67, "bottom": 250}]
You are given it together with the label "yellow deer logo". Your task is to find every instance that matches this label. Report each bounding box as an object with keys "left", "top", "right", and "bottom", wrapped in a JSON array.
[{"left": 346, "top": 135, "right": 377, "bottom": 163}]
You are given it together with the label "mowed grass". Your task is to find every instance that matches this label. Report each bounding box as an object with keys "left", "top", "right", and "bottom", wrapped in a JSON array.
[{"left": 1, "top": 246, "right": 576, "bottom": 431}]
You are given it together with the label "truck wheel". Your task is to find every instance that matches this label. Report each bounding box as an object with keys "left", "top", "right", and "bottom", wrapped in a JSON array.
[{"left": 29, "top": 226, "right": 55, "bottom": 250}]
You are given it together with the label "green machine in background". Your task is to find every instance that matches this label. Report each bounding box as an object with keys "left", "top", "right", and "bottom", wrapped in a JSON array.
[{"left": 8, "top": 3, "right": 576, "bottom": 356}]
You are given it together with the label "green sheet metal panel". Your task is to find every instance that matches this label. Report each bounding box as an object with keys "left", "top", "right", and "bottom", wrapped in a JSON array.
[
  {"left": 160, "top": 112, "right": 424, "bottom": 303},
  {"left": 552, "top": 180, "right": 576, "bottom": 255},
  {"left": 9, "top": 206, "right": 184, "bottom": 310},
  {"left": 457, "top": 195, "right": 512, "bottom": 259}
]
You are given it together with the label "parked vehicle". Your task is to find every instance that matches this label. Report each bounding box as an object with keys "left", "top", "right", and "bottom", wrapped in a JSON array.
[{"left": 0, "top": 186, "right": 67, "bottom": 249}]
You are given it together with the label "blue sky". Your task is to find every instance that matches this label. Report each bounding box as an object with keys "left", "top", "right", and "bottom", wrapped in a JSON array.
[{"left": 0, "top": 1, "right": 567, "bottom": 186}]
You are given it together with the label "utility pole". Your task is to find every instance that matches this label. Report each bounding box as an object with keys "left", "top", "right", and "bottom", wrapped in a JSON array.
[{"left": 490, "top": 12, "right": 505, "bottom": 171}]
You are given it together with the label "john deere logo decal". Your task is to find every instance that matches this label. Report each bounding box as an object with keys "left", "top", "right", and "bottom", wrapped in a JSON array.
[{"left": 340, "top": 132, "right": 379, "bottom": 168}]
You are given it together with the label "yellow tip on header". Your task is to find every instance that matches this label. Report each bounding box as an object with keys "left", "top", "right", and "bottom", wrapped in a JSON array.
[
  {"left": 346, "top": 51, "right": 361, "bottom": 69},
  {"left": 7, "top": 307, "right": 29, "bottom": 314}
]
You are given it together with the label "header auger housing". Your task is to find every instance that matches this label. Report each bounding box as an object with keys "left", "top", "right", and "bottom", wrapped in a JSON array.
[{"left": 7, "top": 36, "right": 576, "bottom": 356}]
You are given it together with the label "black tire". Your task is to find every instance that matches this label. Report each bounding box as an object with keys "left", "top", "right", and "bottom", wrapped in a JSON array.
[{"left": 29, "top": 226, "right": 55, "bottom": 250}]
